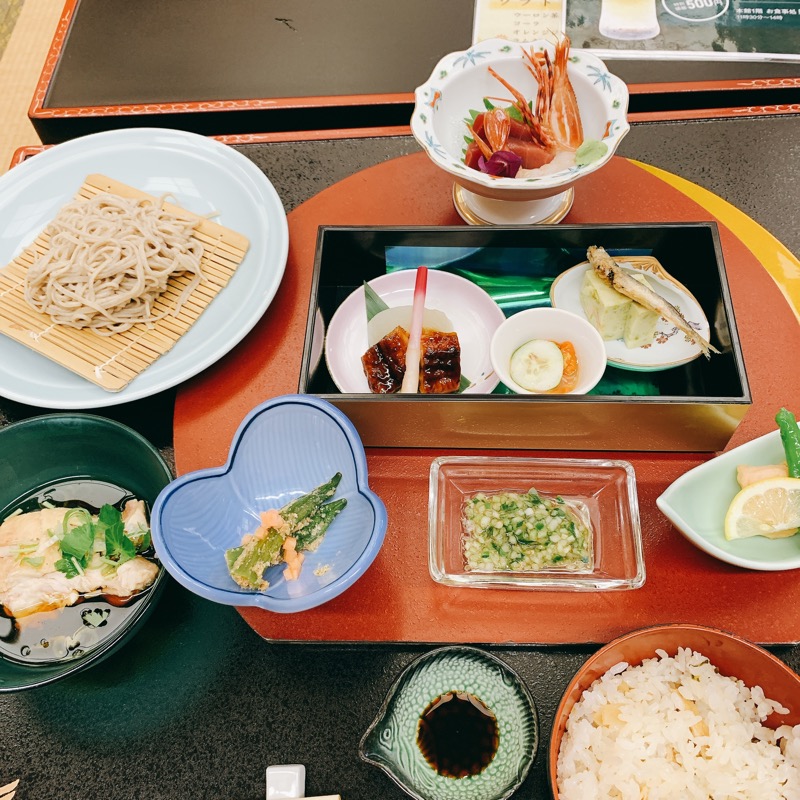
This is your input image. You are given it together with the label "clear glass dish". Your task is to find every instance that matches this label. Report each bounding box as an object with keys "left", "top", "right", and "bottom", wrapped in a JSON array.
[{"left": 429, "top": 457, "right": 645, "bottom": 591}]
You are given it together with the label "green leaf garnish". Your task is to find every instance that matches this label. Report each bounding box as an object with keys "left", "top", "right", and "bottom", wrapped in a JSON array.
[
  {"left": 21, "top": 556, "right": 44, "bottom": 568},
  {"left": 507, "top": 105, "right": 524, "bottom": 124},
  {"left": 98, "top": 503, "right": 120, "bottom": 529},
  {"left": 98, "top": 504, "right": 130, "bottom": 564},
  {"left": 60, "top": 522, "right": 94, "bottom": 563},
  {"left": 575, "top": 139, "right": 608, "bottom": 167},
  {"left": 106, "top": 524, "right": 137, "bottom": 566},
  {"left": 55, "top": 557, "right": 81, "bottom": 579},
  {"left": 137, "top": 530, "right": 152, "bottom": 553},
  {"left": 363, "top": 281, "right": 389, "bottom": 322},
  {"left": 482, "top": 98, "right": 496, "bottom": 111}
]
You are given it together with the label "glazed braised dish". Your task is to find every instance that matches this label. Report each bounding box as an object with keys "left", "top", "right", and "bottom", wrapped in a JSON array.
[{"left": 361, "top": 268, "right": 463, "bottom": 394}]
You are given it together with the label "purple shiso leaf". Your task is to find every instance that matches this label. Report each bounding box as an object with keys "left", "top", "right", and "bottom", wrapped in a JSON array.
[{"left": 477, "top": 150, "right": 523, "bottom": 178}]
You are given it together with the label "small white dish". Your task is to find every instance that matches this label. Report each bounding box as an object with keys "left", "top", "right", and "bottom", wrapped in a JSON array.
[
  {"left": 657, "top": 430, "right": 800, "bottom": 572},
  {"left": 550, "top": 260, "right": 710, "bottom": 372},
  {"left": 266, "top": 765, "right": 306, "bottom": 799},
  {"left": 324, "top": 270, "right": 505, "bottom": 394},
  {"left": 490, "top": 308, "right": 606, "bottom": 395}
]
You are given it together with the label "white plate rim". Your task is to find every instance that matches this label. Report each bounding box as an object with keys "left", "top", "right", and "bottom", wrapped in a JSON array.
[
  {"left": 550, "top": 262, "right": 710, "bottom": 372},
  {"left": 0, "top": 127, "right": 289, "bottom": 409},
  {"left": 324, "top": 270, "right": 506, "bottom": 394}
]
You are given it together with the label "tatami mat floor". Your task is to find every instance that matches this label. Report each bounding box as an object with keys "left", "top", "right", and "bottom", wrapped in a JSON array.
[{"left": 0, "top": 0, "right": 63, "bottom": 172}]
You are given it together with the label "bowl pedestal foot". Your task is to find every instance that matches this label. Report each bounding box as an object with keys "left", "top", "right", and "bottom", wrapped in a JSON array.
[{"left": 453, "top": 185, "right": 574, "bottom": 226}]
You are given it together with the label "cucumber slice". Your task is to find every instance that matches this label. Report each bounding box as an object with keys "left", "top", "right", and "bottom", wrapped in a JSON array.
[{"left": 509, "top": 339, "right": 564, "bottom": 392}]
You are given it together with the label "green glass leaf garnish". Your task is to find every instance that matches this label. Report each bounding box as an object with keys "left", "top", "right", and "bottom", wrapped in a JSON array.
[
  {"left": 363, "top": 281, "right": 389, "bottom": 322},
  {"left": 575, "top": 139, "right": 609, "bottom": 167}
]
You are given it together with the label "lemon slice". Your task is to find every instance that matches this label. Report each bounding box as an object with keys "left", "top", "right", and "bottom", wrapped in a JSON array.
[{"left": 724, "top": 477, "right": 800, "bottom": 541}]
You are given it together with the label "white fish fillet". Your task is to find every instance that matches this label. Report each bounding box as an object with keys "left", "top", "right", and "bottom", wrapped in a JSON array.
[{"left": 0, "top": 504, "right": 158, "bottom": 618}]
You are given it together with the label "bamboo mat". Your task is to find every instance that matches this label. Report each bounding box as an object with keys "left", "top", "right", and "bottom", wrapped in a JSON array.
[
  {"left": 0, "top": 0, "right": 63, "bottom": 172},
  {"left": 0, "top": 174, "right": 249, "bottom": 391}
]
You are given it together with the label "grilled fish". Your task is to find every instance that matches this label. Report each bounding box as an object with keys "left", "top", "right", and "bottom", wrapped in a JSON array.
[
  {"left": 361, "top": 325, "right": 409, "bottom": 393},
  {"left": 586, "top": 246, "right": 719, "bottom": 359},
  {"left": 361, "top": 325, "right": 461, "bottom": 394},
  {"left": 419, "top": 329, "right": 461, "bottom": 393}
]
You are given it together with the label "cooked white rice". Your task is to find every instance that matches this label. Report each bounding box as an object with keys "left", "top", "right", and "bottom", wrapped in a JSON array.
[{"left": 557, "top": 647, "right": 800, "bottom": 799}]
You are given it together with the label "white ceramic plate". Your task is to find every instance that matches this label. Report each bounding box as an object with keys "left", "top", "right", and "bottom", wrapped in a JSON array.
[
  {"left": 0, "top": 128, "right": 288, "bottom": 408},
  {"left": 550, "top": 261, "right": 710, "bottom": 372},
  {"left": 324, "top": 270, "right": 505, "bottom": 394}
]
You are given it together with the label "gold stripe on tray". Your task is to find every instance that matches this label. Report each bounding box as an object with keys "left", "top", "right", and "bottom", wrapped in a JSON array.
[{"left": 0, "top": 174, "right": 249, "bottom": 391}]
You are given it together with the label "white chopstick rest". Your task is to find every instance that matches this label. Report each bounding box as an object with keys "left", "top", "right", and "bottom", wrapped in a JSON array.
[{"left": 265, "top": 764, "right": 306, "bottom": 799}]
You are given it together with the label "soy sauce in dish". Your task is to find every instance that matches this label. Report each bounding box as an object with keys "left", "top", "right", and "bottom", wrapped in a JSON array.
[
  {"left": 417, "top": 691, "right": 499, "bottom": 778},
  {"left": 0, "top": 478, "right": 160, "bottom": 666}
]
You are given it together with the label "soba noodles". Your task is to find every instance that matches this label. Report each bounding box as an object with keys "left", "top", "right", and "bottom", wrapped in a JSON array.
[{"left": 24, "top": 191, "right": 204, "bottom": 336}]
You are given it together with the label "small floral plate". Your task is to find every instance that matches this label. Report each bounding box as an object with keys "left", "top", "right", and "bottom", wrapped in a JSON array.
[
  {"left": 550, "top": 257, "right": 711, "bottom": 372},
  {"left": 359, "top": 646, "right": 538, "bottom": 800}
]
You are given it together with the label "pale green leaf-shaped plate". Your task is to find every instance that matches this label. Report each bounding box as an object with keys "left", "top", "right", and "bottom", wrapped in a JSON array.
[
  {"left": 359, "top": 646, "right": 537, "bottom": 800},
  {"left": 657, "top": 430, "right": 800, "bottom": 571}
]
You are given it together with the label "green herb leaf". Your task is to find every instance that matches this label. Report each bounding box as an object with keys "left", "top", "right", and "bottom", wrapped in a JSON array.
[
  {"left": 106, "top": 524, "right": 137, "bottom": 566},
  {"left": 60, "top": 523, "right": 94, "bottom": 562},
  {"left": 507, "top": 105, "right": 524, "bottom": 124},
  {"left": 363, "top": 281, "right": 389, "bottom": 323},
  {"left": 98, "top": 503, "right": 121, "bottom": 529},
  {"left": 575, "top": 139, "right": 608, "bottom": 167},
  {"left": 55, "top": 557, "right": 80, "bottom": 579},
  {"left": 98, "top": 504, "right": 135, "bottom": 565},
  {"left": 482, "top": 98, "right": 495, "bottom": 111},
  {"left": 137, "top": 530, "right": 152, "bottom": 553}
]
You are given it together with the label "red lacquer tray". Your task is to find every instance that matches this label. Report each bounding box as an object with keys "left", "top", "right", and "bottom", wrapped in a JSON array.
[{"left": 174, "top": 153, "right": 800, "bottom": 645}]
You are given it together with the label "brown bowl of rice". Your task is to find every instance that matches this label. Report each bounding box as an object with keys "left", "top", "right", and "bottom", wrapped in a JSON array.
[{"left": 549, "top": 624, "right": 800, "bottom": 799}]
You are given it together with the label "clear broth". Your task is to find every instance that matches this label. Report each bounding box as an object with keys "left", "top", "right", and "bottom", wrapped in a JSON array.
[{"left": 0, "top": 478, "right": 159, "bottom": 666}]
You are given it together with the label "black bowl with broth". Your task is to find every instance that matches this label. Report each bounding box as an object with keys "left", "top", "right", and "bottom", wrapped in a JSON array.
[{"left": 0, "top": 414, "right": 172, "bottom": 692}]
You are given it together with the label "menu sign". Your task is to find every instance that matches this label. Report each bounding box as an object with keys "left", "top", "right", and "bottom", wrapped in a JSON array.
[
  {"left": 562, "top": 0, "right": 800, "bottom": 60},
  {"left": 473, "top": 0, "right": 563, "bottom": 43}
]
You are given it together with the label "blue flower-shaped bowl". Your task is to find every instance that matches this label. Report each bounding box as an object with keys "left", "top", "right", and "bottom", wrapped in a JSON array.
[
  {"left": 151, "top": 395, "right": 387, "bottom": 612},
  {"left": 360, "top": 646, "right": 538, "bottom": 800}
]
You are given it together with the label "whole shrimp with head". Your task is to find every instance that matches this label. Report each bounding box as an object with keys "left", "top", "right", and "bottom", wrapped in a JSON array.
[
  {"left": 464, "top": 36, "right": 584, "bottom": 178},
  {"left": 587, "top": 246, "right": 720, "bottom": 359}
]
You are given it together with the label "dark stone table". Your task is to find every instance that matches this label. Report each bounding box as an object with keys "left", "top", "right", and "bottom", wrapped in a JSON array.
[{"left": 1, "top": 114, "right": 799, "bottom": 800}]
